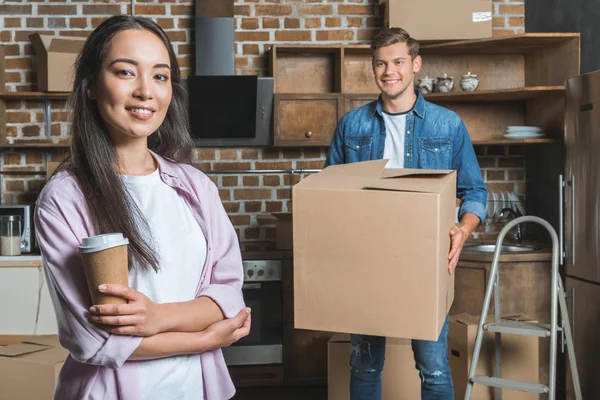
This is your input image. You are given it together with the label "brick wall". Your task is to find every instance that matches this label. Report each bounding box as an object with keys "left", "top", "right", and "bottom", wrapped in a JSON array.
[{"left": 0, "top": 0, "right": 526, "bottom": 249}]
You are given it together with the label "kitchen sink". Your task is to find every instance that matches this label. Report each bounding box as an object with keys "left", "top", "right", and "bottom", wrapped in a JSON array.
[{"left": 463, "top": 244, "right": 539, "bottom": 253}]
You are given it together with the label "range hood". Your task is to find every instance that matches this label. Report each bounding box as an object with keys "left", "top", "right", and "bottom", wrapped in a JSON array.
[{"left": 185, "top": 0, "right": 274, "bottom": 147}]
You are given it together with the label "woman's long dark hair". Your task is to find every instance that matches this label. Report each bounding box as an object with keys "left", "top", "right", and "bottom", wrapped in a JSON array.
[{"left": 63, "top": 15, "right": 194, "bottom": 271}]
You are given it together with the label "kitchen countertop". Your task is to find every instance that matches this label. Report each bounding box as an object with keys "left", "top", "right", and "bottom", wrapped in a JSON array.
[{"left": 0, "top": 254, "right": 43, "bottom": 268}]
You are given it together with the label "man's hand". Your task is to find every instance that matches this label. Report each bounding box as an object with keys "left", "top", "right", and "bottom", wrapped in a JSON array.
[
  {"left": 448, "top": 225, "right": 470, "bottom": 274},
  {"left": 88, "top": 284, "right": 164, "bottom": 337},
  {"left": 448, "top": 212, "right": 481, "bottom": 274}
]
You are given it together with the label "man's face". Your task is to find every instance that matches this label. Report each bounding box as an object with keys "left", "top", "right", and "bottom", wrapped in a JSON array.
[{"left": 372, "top": 42, "right": 422, "bottom": 100}]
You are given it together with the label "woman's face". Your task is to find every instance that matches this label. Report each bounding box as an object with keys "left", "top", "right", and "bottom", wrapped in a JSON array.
[{"left": 88, "top": 29, "right": 172, "bottom": 144}]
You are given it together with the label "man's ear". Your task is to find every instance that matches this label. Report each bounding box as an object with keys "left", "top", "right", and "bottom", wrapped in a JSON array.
[{"left": 413, "top": 55, "right": 422, "bottom": 74}]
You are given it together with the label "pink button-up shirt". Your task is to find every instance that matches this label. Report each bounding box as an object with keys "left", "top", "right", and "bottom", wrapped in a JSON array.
[{"left": 34, "top": 152, "right": 245, "bottom": 400}]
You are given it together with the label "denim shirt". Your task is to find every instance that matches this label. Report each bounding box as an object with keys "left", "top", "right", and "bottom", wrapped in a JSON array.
[{"left": 325, "top": 90, "right": 487, "bottom": 224}]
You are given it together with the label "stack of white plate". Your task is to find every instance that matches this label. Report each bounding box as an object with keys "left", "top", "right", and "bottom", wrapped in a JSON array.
[{"left": 504, "top": 126, "right": 545, "bottom": 139}]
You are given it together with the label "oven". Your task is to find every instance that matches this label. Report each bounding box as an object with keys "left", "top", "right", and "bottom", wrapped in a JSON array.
[{"left": 222, "top": 259, "right": 283, "bottom": 366}]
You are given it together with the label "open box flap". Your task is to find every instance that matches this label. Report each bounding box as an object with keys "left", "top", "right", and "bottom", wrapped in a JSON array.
[{"left": 0, "top": 342, "right": 50, "bottom": 358}]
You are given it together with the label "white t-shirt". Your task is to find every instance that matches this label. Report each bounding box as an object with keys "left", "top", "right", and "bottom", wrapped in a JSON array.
[
  {"left": 382, "top": 110, "right": 408, "bottom": 169},
  {"left": 123, "top": 168, "right": 207, "bottom": 400}
]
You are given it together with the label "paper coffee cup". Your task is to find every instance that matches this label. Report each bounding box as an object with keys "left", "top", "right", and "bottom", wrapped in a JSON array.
[{"left": 78, "top": 233, "right": 130, "bottom": 305}]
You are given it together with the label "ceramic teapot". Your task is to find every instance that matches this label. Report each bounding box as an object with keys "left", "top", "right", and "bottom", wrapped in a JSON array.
[
  {"left": 417, "top": 76, "right": 435, "bottom": 94},
  {"left": 436, "top": 74, "right": 454, "bottom": 93},
  {"left": 460, "top": 71, "right": 480, "bottom": 92}
]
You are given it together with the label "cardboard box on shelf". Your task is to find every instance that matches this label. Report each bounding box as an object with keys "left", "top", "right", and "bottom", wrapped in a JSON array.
[
  {"left": 449, "top": 313, "right": 540, "bottom": 400},
  {"left": 384, "top": 0, "right": 493, "bottom": 41},
  {"left": 293, "top": 160, "right": 456, "bottom": 340},
  {"left": 328, "top": 334, "right": 420, "bottom": 400},
  {"left": 0, "top": 335, "right": 67, "bottom": 400},
  {"left": 29, "top": 33, "right": 86, "bottom": 92}
]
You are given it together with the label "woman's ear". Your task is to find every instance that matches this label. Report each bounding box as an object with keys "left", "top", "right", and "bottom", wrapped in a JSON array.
[{"left": 87, "top": 84, "right": 96, "bottom": 100}]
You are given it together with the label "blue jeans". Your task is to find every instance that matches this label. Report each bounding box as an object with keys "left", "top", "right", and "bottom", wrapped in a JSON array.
[{"left": 349, "top": 314, "right": 453, "bottom": 400}]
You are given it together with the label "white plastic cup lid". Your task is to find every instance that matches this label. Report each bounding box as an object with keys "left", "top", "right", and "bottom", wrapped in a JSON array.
[{"left": 78, "top": 233, "right": 129, "bottom": 254}]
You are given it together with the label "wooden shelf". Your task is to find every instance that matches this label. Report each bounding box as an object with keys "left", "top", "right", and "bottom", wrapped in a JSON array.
[
  {"left": 472, "top": 137, "right": 561, "bottom": 146},
  {"left": 424, "top": 86, "right": 564, "bottom": 102},
  {"left": 0, "top": 91, "right": 70, "bottom": 100},
  {"left": 420, "top": 33, "right": 580, "bottom": 55}
]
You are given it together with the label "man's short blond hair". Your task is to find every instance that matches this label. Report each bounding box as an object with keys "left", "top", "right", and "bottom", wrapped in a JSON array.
[{"left": 371, "top": 27, "right": 419, "bottom": 59}]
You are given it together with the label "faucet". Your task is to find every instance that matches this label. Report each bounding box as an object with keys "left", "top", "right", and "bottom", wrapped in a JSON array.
[{"left": 499, "top": 207, "right": 523, "bottom": 243}]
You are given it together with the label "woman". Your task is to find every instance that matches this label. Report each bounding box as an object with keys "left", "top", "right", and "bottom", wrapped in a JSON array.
[{"left": 34, "top": 15, "right": 250, "bottom": 400}]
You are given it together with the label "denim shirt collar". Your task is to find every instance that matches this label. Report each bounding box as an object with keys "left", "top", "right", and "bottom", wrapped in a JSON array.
[{"left": 371, "top": 88, "right": 426, "bottom": 119}]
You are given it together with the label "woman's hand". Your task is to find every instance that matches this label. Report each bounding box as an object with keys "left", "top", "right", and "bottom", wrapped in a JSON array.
[
  {"left": 204, "top": 308, "right": 252, "bottom": 350},
  {"left": 88, "top": 284, "right": 164, "bottom": 337}
]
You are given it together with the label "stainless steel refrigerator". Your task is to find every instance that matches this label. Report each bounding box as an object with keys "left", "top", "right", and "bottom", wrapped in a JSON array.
[{"left": 563, "top": 70, "right": 600, "bottom": 400}]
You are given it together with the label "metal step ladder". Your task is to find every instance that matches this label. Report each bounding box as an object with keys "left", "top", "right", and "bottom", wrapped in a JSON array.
[{"left": 465, "top": 216, "right": 582, "bottom": 400}]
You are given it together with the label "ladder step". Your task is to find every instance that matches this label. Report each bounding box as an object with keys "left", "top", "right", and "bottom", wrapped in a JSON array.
[
  {"left": 470, "top": 376, "right": 549, "bottom": 393},
  {"left": 483, "top": 321, "right": 561, "bottom": 337}
]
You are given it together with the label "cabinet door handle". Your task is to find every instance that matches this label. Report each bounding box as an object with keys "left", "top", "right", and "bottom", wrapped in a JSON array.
[{"left": 305, "top": 131, "right": 313, "bottom": 138}]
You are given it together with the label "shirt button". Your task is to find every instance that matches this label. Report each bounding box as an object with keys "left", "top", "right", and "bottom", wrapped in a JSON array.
[
  {"left": 406, "top": 153, "right": 410, "bottom": 157},
  {"left": 356, "top": 145, "right": 360, "bottom": 149},
  {"left": 407, "top": 131, "right": 411, "bottom": 134},
  {"left": 434, "top": 148, "right": 439, "bottom": 152}
]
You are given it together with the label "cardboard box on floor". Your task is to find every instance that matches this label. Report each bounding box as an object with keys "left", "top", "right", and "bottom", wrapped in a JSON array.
[
  {"left": 449, "top": 314, "right": 540, "bottom": 400},
  {"left": 293, "top": 160, "right": 456, "bottom": 340},
  {"left": 0, "top": 335, "right": 67, "bottom": 400},
  {"left": 29, "top": 33, "right": 86, "bottom": 92},
  {"left": 384, "top": 0, "right": 493, "bottom": 41},
  {"left": 328, "top": 334, "right": 420, "bottom": 400}
]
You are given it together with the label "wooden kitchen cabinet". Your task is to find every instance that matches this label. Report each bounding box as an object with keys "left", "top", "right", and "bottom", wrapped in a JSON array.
[
  {"left": 273, "top": 93, "right": 343, "bottom": 147},
  {"left": 268, "top": 35, "right": 579, "bottom": 147}
]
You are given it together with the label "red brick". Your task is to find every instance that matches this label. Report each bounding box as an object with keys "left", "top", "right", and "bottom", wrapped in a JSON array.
[
  {"left": 236, "top": 31, "right": 270, "bottom": 41},
  {"left": 486, "top": 170, "right": 506, "bottom": 181},
  {"left": 0, "top": 5, "right": 32, "bottom": 14},
  {"left": 235, "top": 5, "right": 252, "bottom": 16},
  {"left": 305, "top": 18, "right": 321, "bottom": 28},
  {"left": 339, "top": 5, "right": 372, "bottom": 15},
  {"left": 229, "top": 215, "right": 251, "bottom": 226},
  {"left": 38, "top": 5, "right": 77, "bottom": 14},
  {"left": 263, "top": 18, "right": 280, "bottom": 29},
  {"left": 220, "top": 149, "right": 239, "bottom": 160},
  {"left": 241, "top": 18, "right": 259, "bottom": 29},
  {"left": 26, "top": 18, "right": 43, "bottom": 28},
  {"left": 244, "top": 227, "right": 260, "bottom": 240},
  {"left": 275, "top": 31, "right": 312, "bottom": 41},
  {"left": 135, "top": 5, "right": 166, "bottom": 14},
  {"left": 223, "top": 202, "right": 241, "bottom": 213},
  {"left": 357, "top": 29, "right": 376, "bottom": 41},
  {"left": 48, "top": 18, "right": 67, "bottom": 29},
  {"left": 27, "top": 180, "right": 46, "bottom": 192},
  {"left": 219, "top": 189, "right": 232, "bottom": 201},
  {"left": 296, "top": 160, "right": 324, "bottom": 170},
  {"left": 243, "top": 44, "right": 260, "bottom": 55},
  {"left": 2, "top": 45, "right": 20, "bottom": 57},
  {"left": 236, "top": 57, "right": 249, "bottom": 68},
  {"left": 4, "top": 18, "right": 22, "bottom": 28},
  {"left": 5, "top": 181, "right": 25, "bottom": 192},
  {"left": 263, "top": 176, "right": 281, "bottom": 186},
  {"left": 265, "top": 201, "right": 283, "bottom": 213},
  {"left": 81, "top": 5, "right": 121, "bottom": 14},
  {"left": 166, "top": 31, "right": 186, "bottom": 42},
  {"left": 326, "top": 17, "right": 342, "bottom": 28},
  {"left": 172, "top": 5, "right": 192, "bottom": 15},
  {"left": 508, "top": 170, "right": 525, "bottom": 181},
  {"left": 276, "top": 188, "right": 291, "bottom": 199},
  {"left": 234, "top": 189, "right": 272, "bottom": 200},
  {"left": 298, "top": 5, "right": 333, "bottom": 15},
  {"left": 508, "top": 17, "right": 525, "bottom": 27},
  {"left": 22, "top": 125, "right": 41, "bottom": 137},
  {"left": 3, "top": 154, "right": 22, "bottom": 165},
  {"left": 222, "top": 176, "right": 239, "bottom": 187},
  {"left": 285, "top": 18, "right": 300, "bottom": 29},
  {"left": 255, "top": 5, "right": 292, "bottom": 16},
  {"left": 316, "top": 30, "right": 354, "bottom": 41},
  {"left": 6, "top": 112, "right": 32, "bottom": 123},
  {"left": 493, "top": 17, "right": 505, "bottom": 28},
  {"left": 245, "top": 201, "right": 262, "bottom": 213},
  {"left": 243, "top": 176, "right": 259, "bottom": 186},
  {"left": 178, "top": 44, "right": 193, "bottom": 55},
  {"left": 69, "top": 18, "right": 87, "bottom": 29},
  {"left": 499, "top": 4, "right": 525, "bottom": 15}
]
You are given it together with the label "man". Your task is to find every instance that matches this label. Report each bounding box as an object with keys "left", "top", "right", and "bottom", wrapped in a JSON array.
[{"left": 325, "top": 27, "right": 487, "bottom": 399}]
